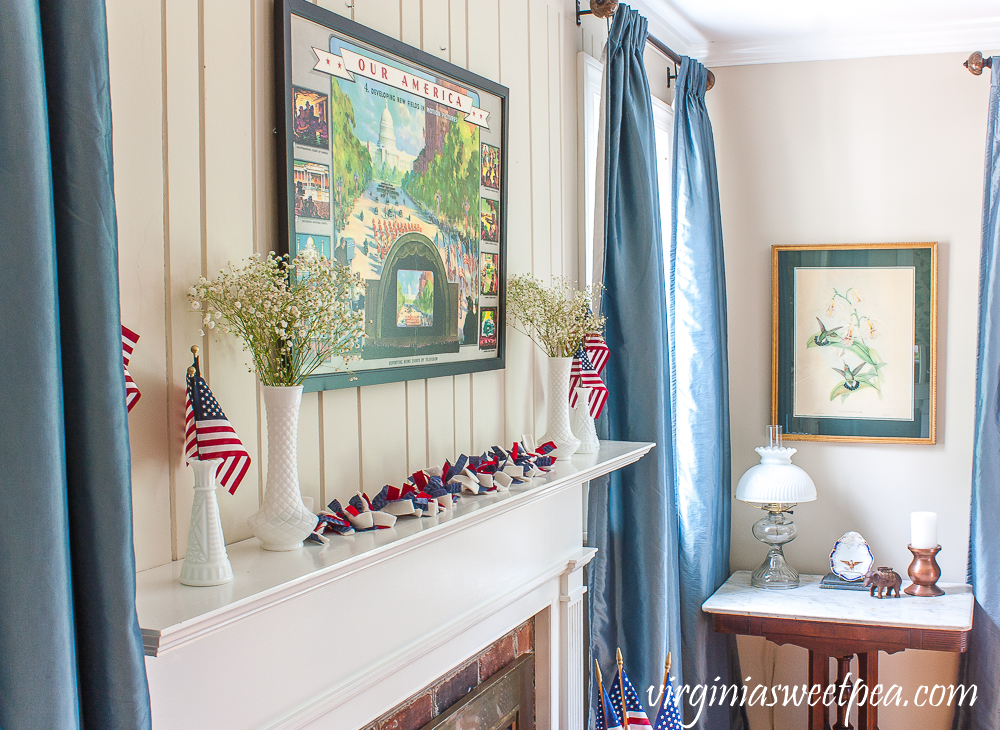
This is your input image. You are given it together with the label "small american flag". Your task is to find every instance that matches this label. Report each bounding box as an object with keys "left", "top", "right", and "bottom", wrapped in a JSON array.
[
  {"left": 185, "top": 355, "right": 251, "bottom": 494},
  {"left": 597, "top": 684, "right": 624, "bottom": 730},
  {"left": 570, "top": 344, "right": 608, "bottom": 420},
  {"left": 652, "top": 668, "right": 684, "bottom": 730},
  {"left": 609, "top": 664, "right": 652, "bottom": 726},
  {"left": 122, "top": 325, "right": 141, "bottom": 412},
  {"left": 585, "top": 331, "right": 609, "bottom": 375}
]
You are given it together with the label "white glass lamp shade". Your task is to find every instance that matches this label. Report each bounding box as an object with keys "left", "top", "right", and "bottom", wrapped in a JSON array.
[{"left": 735, "top": 446, "right": 817, "bottom": 505}]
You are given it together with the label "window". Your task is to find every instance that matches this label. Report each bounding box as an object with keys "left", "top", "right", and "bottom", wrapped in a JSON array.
[{"left": 579, "top": 52, "right": 673, "bottom": 289}]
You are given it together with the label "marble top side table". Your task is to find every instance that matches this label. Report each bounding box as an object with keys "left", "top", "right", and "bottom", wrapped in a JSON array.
[{"left": 702, "top": 571, "right": 974, "bottom": 730}]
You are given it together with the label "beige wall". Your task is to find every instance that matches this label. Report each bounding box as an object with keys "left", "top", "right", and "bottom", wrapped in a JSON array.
[
  {"left": 709, "top": 53, "right": 994, "bottom": 730},
  {"left": 108, "top": 2, "right": 987, "bottom": 725},
  {"left": 108, "top": 0, "right": 602, "bottom": 572}
]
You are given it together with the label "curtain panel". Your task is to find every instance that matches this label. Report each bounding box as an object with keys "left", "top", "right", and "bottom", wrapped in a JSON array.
[
  {"left": 0, "top": 1, "right": 151, "bottom": 727},
  {"left": 669, "top": 57, "right": 748, "bottom": 730},
  {"left": 588, "top": 5, "right": 683, "bottom": 722},
  {"left": 954, "top": 55, "right": 1000, "bottom": 730}
]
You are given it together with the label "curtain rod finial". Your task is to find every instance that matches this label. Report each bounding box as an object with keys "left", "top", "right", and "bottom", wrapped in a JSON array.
[
  {"left": 590, "top": 0, "right": 618, "bottom": 20},
  {"left": 706, "top": 69, "right": 716, "bottom": 91},
  {"left": 965, "top": 51, "right": 992, "bottom": 76}
]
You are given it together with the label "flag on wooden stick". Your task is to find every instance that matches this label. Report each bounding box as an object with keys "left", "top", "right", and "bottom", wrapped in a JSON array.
[
  {"left": 653, "top": 653, "right": 684, "bottom": 730},
  {"left": 610, "top": 648, "right": 652, "bottom": 726},
  {"left": 595, "top": 660, "right": 624, "bottom": 730},
  {"left": 185, "top": 348, "right": 251, "bottom": 494}
]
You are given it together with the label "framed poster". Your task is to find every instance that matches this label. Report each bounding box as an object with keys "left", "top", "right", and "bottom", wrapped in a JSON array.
[
  {"left": 277, "top": 0, "right": 508, "bottom": 391},
  {"left": 771, "top": 243, "right": 937, "bottom": 444}
]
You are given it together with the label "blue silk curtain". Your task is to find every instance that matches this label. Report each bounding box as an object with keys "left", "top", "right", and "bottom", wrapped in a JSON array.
[
  {"left": 954, "top": 57, "right": 1000, "bottom": 730},
  {"left": 0, "top": 1, "right": 151, "bottom": 728},
  {"left": 669, "top": 57, "right": 747, "bottom": 730},
  {"left": 588, "top": 5, "right": 683, "bottom": 722}
]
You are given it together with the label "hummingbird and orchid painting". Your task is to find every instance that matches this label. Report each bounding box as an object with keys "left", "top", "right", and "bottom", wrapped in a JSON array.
[
  {"left": 791, "top": 266, "right": 916, "bottom": 422},
  {"left": 772, "top": 243, "right": 936, "bottom": 444},
  {"left": 806, "top": 286, "right": 886, "bottom": 403}
]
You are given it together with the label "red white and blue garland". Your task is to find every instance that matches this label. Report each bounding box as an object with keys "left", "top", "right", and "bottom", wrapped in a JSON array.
[{"left": 308, "top": 440, "right": 558, "bottom": 544}]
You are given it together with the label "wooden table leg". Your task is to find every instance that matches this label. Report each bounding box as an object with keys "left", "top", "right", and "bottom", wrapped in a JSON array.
[
  {"left": 808, "top": 650, "right": 831, "bottom": 730},
  {"left": 832, "top": 654, "right": 855, "bottom": 730},
  {"left": 857, "top": 651, "right": 879, "bottom": 730}
]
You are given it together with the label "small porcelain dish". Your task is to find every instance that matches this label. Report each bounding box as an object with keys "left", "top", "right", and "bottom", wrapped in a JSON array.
[{"left": 829, "top": 531, "right": 875, "bottom": 582}]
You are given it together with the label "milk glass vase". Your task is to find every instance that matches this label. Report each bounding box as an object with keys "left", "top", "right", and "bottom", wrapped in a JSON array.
[
  {"left": 570, "top": 386, "right": 600, "bottom": 454},
  {"left": 180, "top": 458, "right": 234, "bottom": 586},
  {"left": 540, "top": 357, "right": 580, "bottom": 456},
  {"left": 247, "top": 385, "right": 316, "bottom": 551}
]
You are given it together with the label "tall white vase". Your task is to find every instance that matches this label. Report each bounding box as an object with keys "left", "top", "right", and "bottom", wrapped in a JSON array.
[
  {"left": 570, "top": 387, "right": 600, "bottom": 454},
  {"left": 540, "top": 356, "right": 580, "bottom": 457},
  {"left": 179, "top": 458, "right": 234, "bottom": 586},
  {"left": 247, "top": 385, "right": 316, "bottom": 551}
]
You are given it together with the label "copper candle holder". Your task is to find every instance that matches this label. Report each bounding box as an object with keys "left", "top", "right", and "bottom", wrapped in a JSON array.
[{"left": 904, "top": 545, "right": 944, "bottom": 597}]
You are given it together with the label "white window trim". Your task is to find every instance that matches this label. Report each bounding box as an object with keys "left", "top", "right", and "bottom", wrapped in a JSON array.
[
  {"left": 578, "top": 51, "right": 674, "bottom": 291},
  {"left": 578, "top": 51, "right": 604, "bottom": 289}
]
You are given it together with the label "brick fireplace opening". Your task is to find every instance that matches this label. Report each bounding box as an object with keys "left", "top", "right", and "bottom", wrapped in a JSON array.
[{"left": 364, "top": 617, "right": 535, "bottom": 730}]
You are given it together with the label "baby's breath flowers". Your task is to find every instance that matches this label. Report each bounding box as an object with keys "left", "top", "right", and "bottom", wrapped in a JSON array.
[
  {"left": 505, "top": 275, "right": 605, "bottom": 358},
  {"left": 188, "top": 247, "right": 365, "bottom": 386}
]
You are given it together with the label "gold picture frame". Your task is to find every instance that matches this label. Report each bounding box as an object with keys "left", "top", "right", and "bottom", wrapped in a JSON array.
[{"left": 771, "top": 242, "right": 937, "bottom": 444}]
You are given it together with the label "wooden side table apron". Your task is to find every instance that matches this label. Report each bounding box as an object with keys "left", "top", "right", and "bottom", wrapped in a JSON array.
[{"left": 702, "top": 571, "right": 973, "bottom": 730}]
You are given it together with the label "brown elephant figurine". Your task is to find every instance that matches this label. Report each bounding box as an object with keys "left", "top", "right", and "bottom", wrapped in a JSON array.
[{"left": 863, "top": 566, "right": 902, "bottom": 598}]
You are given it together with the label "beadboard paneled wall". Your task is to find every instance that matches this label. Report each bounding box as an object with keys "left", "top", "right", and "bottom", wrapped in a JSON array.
[{"left": 108, "top": 0, "right": 609, "bottom": 571}]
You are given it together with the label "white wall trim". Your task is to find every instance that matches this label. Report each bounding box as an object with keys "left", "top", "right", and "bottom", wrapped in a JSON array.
[
  {"left": 143, "top": 444, "right": 653, "bottom": 730},
  {"left": 693, "top": 23, "right": 1000, "bottom": 67},
  {"left": 139, "top": 442, "right": 654, "bottom": 658},
  {"left": 578, "top": 52, "right": 604, "bottom": 289},
  {"left": 633, "top": 4, "right": 1000, "bottom": 68}
]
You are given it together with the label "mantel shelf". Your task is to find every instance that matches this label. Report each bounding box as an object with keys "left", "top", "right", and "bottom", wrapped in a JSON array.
[{"left": 137, "top": 440, "right": 654, "bottom": 657}]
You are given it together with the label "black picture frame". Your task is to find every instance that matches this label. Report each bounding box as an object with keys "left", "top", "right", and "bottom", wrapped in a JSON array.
[
  {"left": 771, "top": 243, "right": 937, "bottom": 444},
  {"left": 276, "top": 0, "right": 508, "bottom": 391}
]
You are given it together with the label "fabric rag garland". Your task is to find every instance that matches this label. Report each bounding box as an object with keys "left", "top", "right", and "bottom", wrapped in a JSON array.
[{"left": 307, "top": 440, "right": 558, "bottom": 544}]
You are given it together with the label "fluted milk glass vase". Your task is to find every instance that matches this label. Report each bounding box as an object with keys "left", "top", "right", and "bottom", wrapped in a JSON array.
[
  {"left": 570, "top": 386, "right": 600, "bottom": 454},
  {"left": 179, "top": 457, "right": 234, "bottom": 586},
  {"left": 540, "top": 356, "right": 580, "bottom": 456},
  {"left": 247, "top": 385, "right": 316, "bottom": 550}
]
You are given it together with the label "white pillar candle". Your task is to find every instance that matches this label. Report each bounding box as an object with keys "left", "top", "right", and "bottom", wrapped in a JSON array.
[{"left": 911, "top": 511, "right": 938, "bottom": 549}]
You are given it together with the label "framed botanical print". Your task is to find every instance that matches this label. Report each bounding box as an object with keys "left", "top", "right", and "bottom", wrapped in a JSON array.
[
  {"left": 277, "top": 0, "right": 508, "bottom": 391},
  {"left": 771, "top": 243, "right": 937, "bottom": 443}
]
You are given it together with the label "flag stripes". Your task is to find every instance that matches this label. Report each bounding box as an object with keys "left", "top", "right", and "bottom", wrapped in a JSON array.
[
  {"left": 122, "top": 325, "right": 141, "bottom": 412},
  {"left": 570, "top": 343, "right": 609, "bottom": 419},
  {"left": 585, "top": 331, "right": 609, "bottom": 374}
]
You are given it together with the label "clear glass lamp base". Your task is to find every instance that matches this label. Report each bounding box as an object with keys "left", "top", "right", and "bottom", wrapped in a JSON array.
[
  {"left": 751, "top": 545, "right": 800, "bottom": 589},
  {"left": 750, "top": 509, "right": 801, "bottom": 589}
]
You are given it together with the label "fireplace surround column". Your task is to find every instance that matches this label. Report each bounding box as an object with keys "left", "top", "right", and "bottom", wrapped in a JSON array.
[{"left": 560, "top": 547, "right": 597, "bottom": 729}]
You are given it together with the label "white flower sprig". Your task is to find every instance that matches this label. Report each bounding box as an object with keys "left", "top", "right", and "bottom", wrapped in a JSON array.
[
  {"left": 188, "top": 247, "right": 365, "bottom": 386},
  {"left": 505, "top": 275, "right": 605, "bottom": 358}
]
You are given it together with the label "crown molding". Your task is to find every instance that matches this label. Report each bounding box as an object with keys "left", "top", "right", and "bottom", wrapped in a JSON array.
[
  {"left": 686, "top": 21, "right": 1000, "bottom": 68},
  {"left": 633, "top": 1, "right": 1000, "bottom": 68},
  {"left": 624, "top": 0, "right": 703, "bottom": 58}
]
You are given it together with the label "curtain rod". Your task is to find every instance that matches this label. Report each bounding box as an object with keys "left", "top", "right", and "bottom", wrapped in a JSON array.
[
  {"left": 576, "top": 0, "right": 715, "bottom": 91},
  {"left": 965, "top": 51, "right": 994, "bottom": 76}
]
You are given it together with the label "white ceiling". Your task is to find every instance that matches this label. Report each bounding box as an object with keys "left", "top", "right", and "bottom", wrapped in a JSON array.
[{"left": 626, "top": 0, "right": 1000, "bottom": 66}]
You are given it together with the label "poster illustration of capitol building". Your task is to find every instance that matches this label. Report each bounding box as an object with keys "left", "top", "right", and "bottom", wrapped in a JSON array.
[{"left": 290, "top": 13, "right": 504, "bottom": 378}]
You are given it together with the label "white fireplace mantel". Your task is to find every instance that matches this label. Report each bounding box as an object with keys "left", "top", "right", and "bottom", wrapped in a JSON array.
[{"left": 137, "top": 440, "right": 653, "bottom": 730}]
